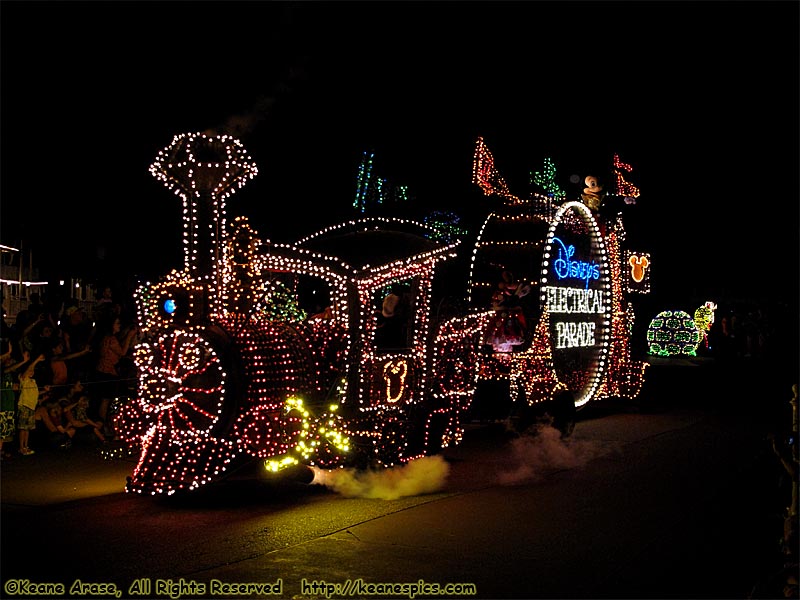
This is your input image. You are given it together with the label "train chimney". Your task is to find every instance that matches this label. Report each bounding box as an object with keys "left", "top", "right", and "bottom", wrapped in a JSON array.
[{"left": 149, "top": 132, "right": 258, "bottom": 278}]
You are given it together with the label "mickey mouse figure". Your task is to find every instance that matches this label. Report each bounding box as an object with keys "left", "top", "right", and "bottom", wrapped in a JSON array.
[{"left": 581, "top": 175, "right": 605, "bottom": 211}]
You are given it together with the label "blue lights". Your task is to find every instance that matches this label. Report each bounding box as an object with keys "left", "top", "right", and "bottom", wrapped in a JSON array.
[
  {"left": 163, "top": 298, "right": 177, "bottom": 315},
  {"left": 552, "top": 237, "right": 600, "bottom": 289}
]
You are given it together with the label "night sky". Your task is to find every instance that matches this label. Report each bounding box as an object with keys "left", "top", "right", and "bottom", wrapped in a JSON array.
[{"left": 1, "top": 1, "right": 798, "bottom": 313}]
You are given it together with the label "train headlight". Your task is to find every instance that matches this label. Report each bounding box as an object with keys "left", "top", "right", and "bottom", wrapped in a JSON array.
[{"left": 163, "top": 298, "right": 177, "bottom": 315}]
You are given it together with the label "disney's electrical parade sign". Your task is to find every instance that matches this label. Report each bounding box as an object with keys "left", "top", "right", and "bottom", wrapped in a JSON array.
[
  {"left": 540, "top": 202, "right": 611, "bottom": 406},
  {"left": 547, "top": 236, "right": 604, "bottom": 349}
]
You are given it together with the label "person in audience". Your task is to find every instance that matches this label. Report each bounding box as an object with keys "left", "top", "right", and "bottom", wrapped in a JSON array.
[
  {"left": 94, "top": 286, "right": 117, "bottom": 323},
  {"left": 26, "top": 293, "right": 44, "bottom": 320},
  {"left": 64, "top": 394, "right": 105, "bottom": 444},
  {"left": 45, "top": 337, "right": 92, "bottom": 388},
  {"left": 19, "top": 312, "right": 45, "bottom": 356},
  {"left": 56, "top": 380, "right": 86, "bottom": 410},
  {"left": 21, "top": 315, "right": 60, "bottom": 378},
  {"left": 17, "top": 353, "right": 46, "bottom": 455},
  {"left": 96, "top": 286, "right": 114, "bottom": 308},
  {"left": 8, "top": 309, "right": 31, "bottom": 361},
  {"left": 0, "top": 307, "right": 12, "bottom": 347},
  {"left": 33, "top": 399, "right": 75, "bottom": 450},
  {"left": 60, "top": 302, "right": 95, "bottom": 381},
  {"left": 91, "top": 316, "right": 138, "bottom": 424},
  {"left": 0, "top": 341, "right": 27, "bottom": 458}
]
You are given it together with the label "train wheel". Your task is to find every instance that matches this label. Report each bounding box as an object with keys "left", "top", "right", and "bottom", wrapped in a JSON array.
[{"left": 136, "top": 328, "right": 231, "bottom": 436}]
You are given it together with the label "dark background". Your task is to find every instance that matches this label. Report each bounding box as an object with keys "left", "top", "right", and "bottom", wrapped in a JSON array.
[{"left": 1, "top": 1, "right": 798, "bottom": 312}]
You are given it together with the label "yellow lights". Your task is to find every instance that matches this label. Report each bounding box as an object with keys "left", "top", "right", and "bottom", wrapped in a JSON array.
[
  {"left": 280, "top": 395, "right": 351, "bottom": 466},
  {"left": 321, "top": 425, "right": 350, "bottom": 454},
  {"left": 628, "top": 253, "right": 649, "bottom": 282},
  {"left": 285, "top": 395, "right": 309, "bottom": 417},
  {"left": 625, "top": 251, "right": 652, "bottom": 294},
  {"left": 694, "top": 301, "right": 717, "bottom": 333},
  {"left": 264, "top": 455, "right": 298, "bottom": 472},
  {"left": 382, "top": 359, "right": 409, "bottom": 403}
]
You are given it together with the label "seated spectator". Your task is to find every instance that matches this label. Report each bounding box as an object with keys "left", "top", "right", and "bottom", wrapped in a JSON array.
[
  {"left": 33, "top": 400, "right": 75, "bottom": 450},
  {"left": 56, "top": 380, "right": 86, "bottom": 410},
  {"left": 64, "top": 394, "right": 105, "bottom": 444}
]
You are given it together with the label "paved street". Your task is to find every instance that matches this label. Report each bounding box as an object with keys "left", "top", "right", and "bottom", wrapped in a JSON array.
[{"left": 1, "top": 357, "right": 797, "bottom": 600}]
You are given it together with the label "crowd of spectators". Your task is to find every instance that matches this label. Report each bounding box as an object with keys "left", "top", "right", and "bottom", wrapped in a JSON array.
[{"left": 0, "top": 287, "right": 139, "bottom": 458}]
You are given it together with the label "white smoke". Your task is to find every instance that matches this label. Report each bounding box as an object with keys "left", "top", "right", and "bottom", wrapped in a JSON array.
[
  {"left": 496, "top": 424, "right": 612, "bottom": 485},
  {"left": 216, "top": 65, "right": 308, "bottom": 139},
  {"left": 310, "top": 425, "right": 612, "bottom": 499},
  {"left": 311, "top": 455, "right": 450, "bottom": 500}
]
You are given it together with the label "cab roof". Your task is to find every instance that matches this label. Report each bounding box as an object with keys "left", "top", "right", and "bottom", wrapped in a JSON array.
[{"left": 296, "top": 218, "right": 455, "bottom": 271}]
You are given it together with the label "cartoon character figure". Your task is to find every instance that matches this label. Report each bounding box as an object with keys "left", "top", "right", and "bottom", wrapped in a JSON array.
[
  {"left": 485, "top": 270, "right": 531, "bottom": 352},
  {"left": 580, "top": 175, "right": 605, "bottom": 211},
  {"left": 694, "top": 301, "right": 718, "bottom": 350}
]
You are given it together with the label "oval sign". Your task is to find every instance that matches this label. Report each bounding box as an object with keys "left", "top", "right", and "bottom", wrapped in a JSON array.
[{"left": 539, "top": 201, "right": 611, "bottom": 407}]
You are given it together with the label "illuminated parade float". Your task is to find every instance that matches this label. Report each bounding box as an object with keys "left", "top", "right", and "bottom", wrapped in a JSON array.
[
  {"left": 646, "top": 301, "right": 718, "bottom": 357},
  {"left": 115, "top": 133, "right": 651, "bottom": 495}
]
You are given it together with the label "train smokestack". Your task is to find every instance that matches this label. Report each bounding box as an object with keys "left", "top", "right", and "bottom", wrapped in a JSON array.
[{"left": 149, "top": 132, "right": 258, "bottom": 278}]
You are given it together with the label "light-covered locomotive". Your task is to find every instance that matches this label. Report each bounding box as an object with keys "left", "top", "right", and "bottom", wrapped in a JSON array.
[{"left": 115, "top": 132, "right": 650, "bottom": 495}]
